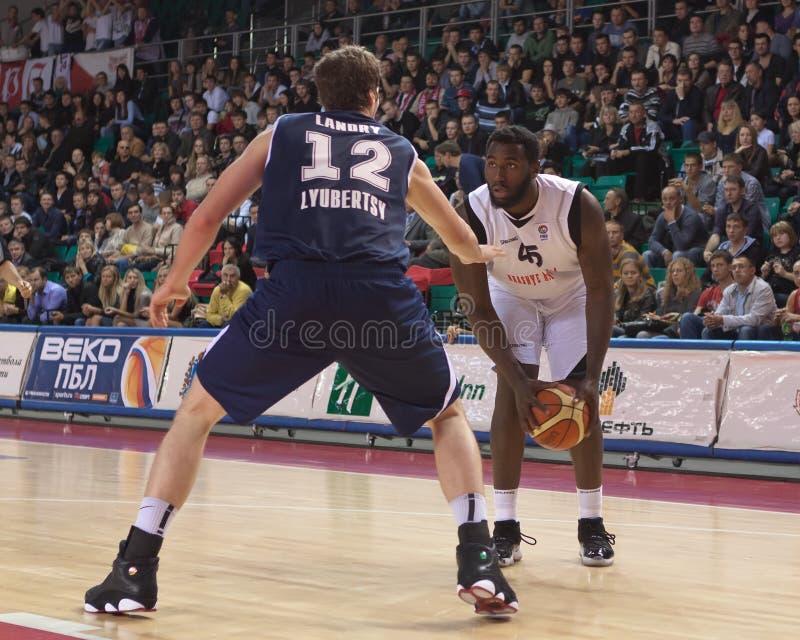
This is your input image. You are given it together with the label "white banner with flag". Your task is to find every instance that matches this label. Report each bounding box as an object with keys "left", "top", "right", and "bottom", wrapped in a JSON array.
[
  {"left": 54, "top": 53, "right": 72, "bottom": 90},
  {"left": 22, "top": 56, "right": 53, "bottom": 99},
  {"left": 70, "top": 48, "right": 134, "bottom": 95},
  {"left": 716, "top": 350, "right": 800, "bottom": 452}
]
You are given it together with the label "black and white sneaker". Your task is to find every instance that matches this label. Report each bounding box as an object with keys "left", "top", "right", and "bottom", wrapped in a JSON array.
[
  {"left": 492, "top": 520, "right": 537, "bottom": 567},
  {"left": 456, "top": 542, "right": 519, "bottom": 616},
  {"left": 578, "top": 517, "right": 616, "bottom": 567},
  {"left": 84, "top": 541, "right": 159, "bottom": 613}
]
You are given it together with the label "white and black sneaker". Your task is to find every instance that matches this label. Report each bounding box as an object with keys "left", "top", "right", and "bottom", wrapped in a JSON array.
[
  {"left": 578, "top": 517, "right": 616, "bottom": 567},
  {"left": 492, "top": 520, "right": 537, "bottom": 567}
]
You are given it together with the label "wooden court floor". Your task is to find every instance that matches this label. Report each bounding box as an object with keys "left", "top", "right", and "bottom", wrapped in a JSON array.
[{"left": 0, "top": 421, "right": 798, "bottom": 640}]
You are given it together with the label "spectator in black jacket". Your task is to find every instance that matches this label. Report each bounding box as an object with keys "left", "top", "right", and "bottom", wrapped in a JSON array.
[
  {"left": 52, "top": 265, "right": 102, "bottom": 326},
  {"left": 380, "top": 99, "right": 418, "bottom": 143},
  {"left": 740, "top": 62, "right": 779, "bottom": 121},
  {"left": 659, "top": 69, "right": 704, "bottom": 145}
]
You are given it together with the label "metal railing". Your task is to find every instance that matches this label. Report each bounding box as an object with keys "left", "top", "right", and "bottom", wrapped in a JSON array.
[{"left": 9, "top": 1, "right": 789, "bottom": 86}]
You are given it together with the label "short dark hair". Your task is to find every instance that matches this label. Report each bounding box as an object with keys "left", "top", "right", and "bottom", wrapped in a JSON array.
[
  {"left": 710, "top": 249, "right": 733, "bottom": 264},
  {"left": 486, "top": 125, "right": 540, "bottom": 165},
  {"left": 726, "top": 212, "right": 746, "bottom": 225},
  {"left": 725, "top": 175, "right": 745, "bottom": 189}
]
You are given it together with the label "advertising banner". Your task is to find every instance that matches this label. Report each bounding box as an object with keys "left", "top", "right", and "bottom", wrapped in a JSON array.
[
  {"left": 155, "top": 335, "right": 315, "bottom": 418},
  {"left": 22, "top": 56, "right": 53, "bottom": 100},
  {"left": 716, "top": 351, "right": 800, "bottom": 452},
  {"left": 70, "top": 48, "right": 134, "bottom": 95},
  {"left": 22, "top": 332, "right": 169, "bottom": 409},
  {"left": 596, "top": 348, "right": 727, "bottom": 445},
  {"left": 0, "top": 61, "right": 24, "bottom": 109},
  {"left": 0, "top": 331, "right": 36, "bottom": 400}
]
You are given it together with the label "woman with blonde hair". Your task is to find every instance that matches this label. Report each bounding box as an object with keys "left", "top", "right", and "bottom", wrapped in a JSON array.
[
  {"left": 74, "top": 239, "right": 105, "bottom": 285},
  {"left": 582, "top": 105, "right": 621, "bottom": 180},
  {"left": 111, "top": 268, "right": 152, "bottom": 326},
  {"left": 184, "top": 138, "right": 209, "bottom": 179},
  {"left": 635, "top": 257, "right": 701, "bottom": 337},
  {"left": 713, "top": 100, "right": 745, "bottom": 154},
  {"left": 614, "top": 258, "right": 657, "bottom": 337},
  {"left": 83, "top": 264, "right": 122, "bottom": 326}
]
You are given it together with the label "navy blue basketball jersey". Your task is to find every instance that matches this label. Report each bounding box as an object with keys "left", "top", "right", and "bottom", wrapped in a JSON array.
[{"left": 256, "top": 111, "right": 418, "bottom": 268}]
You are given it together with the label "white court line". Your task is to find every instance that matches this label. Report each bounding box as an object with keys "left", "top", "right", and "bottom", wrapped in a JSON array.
[
  {"left": 2, "top": 437, "right": 799, "bottom": 517},
  {"left": 0, "top": 613, "right": 107, "bottom": 640},
  {"left": 0, "top": 497, "right": 798, "bottom": 539}
]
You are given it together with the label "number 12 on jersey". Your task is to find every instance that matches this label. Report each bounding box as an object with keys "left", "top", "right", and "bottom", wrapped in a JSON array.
[{"left": 301, "top": 131, "right": 392, "bottom": 192}]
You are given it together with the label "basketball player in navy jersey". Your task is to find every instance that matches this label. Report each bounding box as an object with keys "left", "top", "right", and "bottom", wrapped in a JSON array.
[
  {"left": 84, "top": 47, "right": 522, "bottom": 617},
  {"left": 450, "top": 126, "right": 617, "bottom": 568},
  {"left": 0, "top": 236, "right": 32, "bottom": 299}
]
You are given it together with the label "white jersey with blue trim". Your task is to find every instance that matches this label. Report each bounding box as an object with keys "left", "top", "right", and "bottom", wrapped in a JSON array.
[{"left": 467, "top": 173, "right": 586, "bottom": 308}]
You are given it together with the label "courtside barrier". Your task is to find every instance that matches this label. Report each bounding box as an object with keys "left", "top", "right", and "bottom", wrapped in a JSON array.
[
  {"left": 4, "top": 327, "right": 800, "bottom": 461},
  {"left": 0, "top": 326, "right": 38, "bottom": 408}
]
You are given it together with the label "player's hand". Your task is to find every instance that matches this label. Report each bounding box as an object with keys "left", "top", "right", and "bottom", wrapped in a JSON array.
[
  {"left": 16, "top": 280, "right": 32, "bottom": 299},
  {"left": 569, "top": 376, "right": 599, "bottom": 438},
  {"left": 511, "top": 378, "right": 558, "bottom": 435},
  {"left": 150, "top": 279, "right": 191, "bottom": 328},
  {"left": 471, "top": 244, "right": 506, "bottom": 264}
]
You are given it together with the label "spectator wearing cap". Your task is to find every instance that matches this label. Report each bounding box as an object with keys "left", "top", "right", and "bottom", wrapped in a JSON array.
[
  {"left": 442, "top": 68, "right": 475, "bottom": 117},
  {"left": 697, "top": 131, "right": 725, "bottom": 180},
  {"left": 540, "top": 125, "right": 570, "bottom": 168},
  {"left": 544, "top": 90, "right": 579, "bottom": 152},
  {"left": 454, "top": 88, "right": 476, "bottom": 120}
]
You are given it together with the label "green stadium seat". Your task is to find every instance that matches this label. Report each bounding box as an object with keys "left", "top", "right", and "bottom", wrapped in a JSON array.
[
  {"left": 766, "top": 197, "right": 780, "bottom": 224},
  {"left": 429, "top": 284, "right": 457, "bottom": 313},
  {"left": 668, "top": 146, "right": 699, "bottom": 172},
  {"left": 649, "top": 267, "right": 667, "bottom": 287},
  {"left": 424, "top": 155, "right": 437, "bottom": 171},
  {"left": 47, "top": 271, "right": 61, "bottom": 285},
  {"left": 594, "top": 174, "right": 626, "bottom": 189},
  {"left": 576, "top": 176, "right": 594, "bottom": 188},
  {"left": 570, "top": 154, "right": 586, "bottom": 178},
  {"left": 55, "top": 245, "right": 70, "bottom": 261},
  {"left": 93, "top": 136, "right": 115, "bottom": 156},
  {"left": 143, "top": 271, "right": 158, "bottom": 291},
  {"left": 591, "top": 187, "right": 612, "bottom": 203}
]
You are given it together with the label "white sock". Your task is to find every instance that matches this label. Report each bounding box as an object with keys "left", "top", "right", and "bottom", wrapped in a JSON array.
[
  {"left": 493, "top": 488, "right": 519, "bottom": 522},
  {"left": 134, "top": 497, "right": 178, "bottom": 537},
  {"left": 449, "top": 493, "right": 488, "bottom": 526},
  {"left": 577, "top": 486, "right": 603, "bottom": 519}
]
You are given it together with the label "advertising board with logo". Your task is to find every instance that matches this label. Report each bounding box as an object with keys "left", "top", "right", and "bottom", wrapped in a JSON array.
[
  {"left": 0, "top": 330, "right": 37, "bottom": 400},
  {"left": 22, "top": 332, "right": 169, "bottom": 409},
  {"left": 595, "top": 348, "right": 726, "bottom": 445},
  {"left": 716, "top": 351, "right": 800, "bottom": 452},
  {"left": 155, "top": 336, "right": 315, "bottom": 418}
]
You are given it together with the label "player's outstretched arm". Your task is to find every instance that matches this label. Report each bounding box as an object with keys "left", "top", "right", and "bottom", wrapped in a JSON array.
[
  {"left": 150, "top": 129, "right": 272, "bottom": 327},
  {"left": 0, "top": 256, "right": 31, "bottom": 298},
  {"left": 576, "top": 188, "right": 614, "bottom": 408},
  {"left": 406, "top": 159, "right": 502, "bottom": 264}
]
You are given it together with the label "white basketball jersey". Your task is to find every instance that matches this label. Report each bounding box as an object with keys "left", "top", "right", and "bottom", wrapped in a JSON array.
[{"left": 467, "top": 173, "right": 586, "bottom": 308}]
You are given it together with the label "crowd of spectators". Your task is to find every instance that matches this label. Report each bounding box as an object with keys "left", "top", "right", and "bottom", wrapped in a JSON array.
[{"left": 0, "top": 0, "right": 799, "bottom": 340}]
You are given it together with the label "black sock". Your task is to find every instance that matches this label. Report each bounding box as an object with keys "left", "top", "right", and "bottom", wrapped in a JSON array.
[
  {"left": 458, "top": 520, "right": 491, "bottom": 546},
  {"left": 122, "top": 525, "right": 164, "bottom": 560}
]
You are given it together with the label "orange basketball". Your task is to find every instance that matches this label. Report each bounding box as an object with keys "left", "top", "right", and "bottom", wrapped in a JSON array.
[{"left": 528, "top": 384, "right": 590, "bottom": 450}]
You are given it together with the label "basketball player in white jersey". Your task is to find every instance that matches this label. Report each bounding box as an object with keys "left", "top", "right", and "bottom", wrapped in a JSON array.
[{"left": 450, "top": 126, "right": 617, "bottom": 567}]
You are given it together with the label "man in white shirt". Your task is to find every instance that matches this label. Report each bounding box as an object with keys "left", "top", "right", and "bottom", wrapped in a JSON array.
[
  {"left": 202, "top": 75, "right": 228, "bottom": 120},
  {"left": 645, "top": 26, "right": 681, "bottom": 71}
]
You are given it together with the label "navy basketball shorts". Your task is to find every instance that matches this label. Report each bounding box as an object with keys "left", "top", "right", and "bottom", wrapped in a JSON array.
[{"left": 196, "top": 260, "right": 461, "bottom": 435}]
